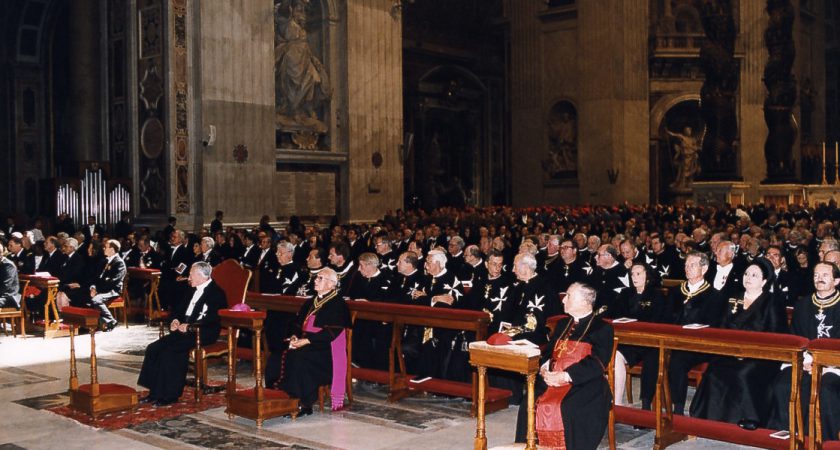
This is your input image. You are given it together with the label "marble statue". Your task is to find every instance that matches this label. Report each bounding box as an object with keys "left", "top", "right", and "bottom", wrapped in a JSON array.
[
  {"left": 667, "top": 127, "right": 701, "bottom": 190},
  {"left": 275, "top": 0, "right": 331, "bottom": 133}
]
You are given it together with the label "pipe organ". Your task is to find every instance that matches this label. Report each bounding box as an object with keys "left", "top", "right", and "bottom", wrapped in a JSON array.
[{"left": 56, "top": 167, "right": 132, "bottom": 228}]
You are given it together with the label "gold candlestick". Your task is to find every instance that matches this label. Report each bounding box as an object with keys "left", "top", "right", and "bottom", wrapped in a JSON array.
[
  {"left": 822, "top": 141, "right": 827, "bottom": 185},
  {"left": 836, "top": 142, "right": 840, "bottom": 186}
]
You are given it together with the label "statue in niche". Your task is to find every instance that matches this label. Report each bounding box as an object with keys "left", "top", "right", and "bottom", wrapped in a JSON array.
[
  {"left": 542, "top": 102, "right": 578, "bottom": 179},
  {"left": 275, "top": 0, "right": 331, "bottom": 134},
  {"left": 667, "top": 126, "right": 701, "bottom": 190}
]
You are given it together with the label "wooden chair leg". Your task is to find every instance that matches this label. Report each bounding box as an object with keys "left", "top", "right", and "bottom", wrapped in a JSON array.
[
  {"left": 19, "top": 313, "right": 25, "bottom": 338},
  {"left": 625, "top": 364, "right": 633, "bottom": 404},
  {"left": 318, "top": 385, "right": 328, "bottom": 412}
]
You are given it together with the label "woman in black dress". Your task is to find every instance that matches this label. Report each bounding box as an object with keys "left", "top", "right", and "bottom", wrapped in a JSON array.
[
  {"left": 614, "top": 263, "right": 668, "bottom": 410},
  {"left": 689, "top": 258, "right": 786, "bottom": 428}
]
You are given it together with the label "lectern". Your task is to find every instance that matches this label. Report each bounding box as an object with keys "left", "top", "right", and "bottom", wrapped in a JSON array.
[
  {"left": 61, "top": 306, "right": 138, "bottom": 417},
  {"left": 220, "top": 309, "right": 299, "bottom": 428},
  {"left": 469, "top": 341, "right": 541, "bottom": 450}
]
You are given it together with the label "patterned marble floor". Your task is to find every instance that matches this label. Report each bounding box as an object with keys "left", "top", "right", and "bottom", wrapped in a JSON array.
[{"left": 0, "top": 325, "right": 760, "bottom": 449}]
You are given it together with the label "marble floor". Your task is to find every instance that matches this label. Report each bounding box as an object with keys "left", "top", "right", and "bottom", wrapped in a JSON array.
[{"left": 0, "top": 324, "right": 759, "bottom": 449}]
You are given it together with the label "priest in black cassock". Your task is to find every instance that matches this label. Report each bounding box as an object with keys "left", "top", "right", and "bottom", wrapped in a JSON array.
[
  {"left": 515, "top": 282, "right": 613, "bottom": 449},
  {"left": 768, "top": 262, "right": 840, "bottom": 440},
  {"left": 266, "top": 267, "right": 352, "bottom": 414},
  {"left": 137, "top": 262, "right": 226, "bottom": 406}
]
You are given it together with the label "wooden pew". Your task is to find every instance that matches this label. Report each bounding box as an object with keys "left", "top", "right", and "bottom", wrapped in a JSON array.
[
  {"left": 613, "top": 321, "right": 807, "bottom": 450},
  {"left": 548, "top": 315, "right": 808, "bottom": 449},
  {"left": 807, "top": 338, "right": 840, "bottom": 450},
  {"left": 246, "top": 293, "right": 512, "bottom": 415}
]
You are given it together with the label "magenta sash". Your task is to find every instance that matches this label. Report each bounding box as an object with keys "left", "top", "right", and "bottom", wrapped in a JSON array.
[{"left": 303, "top": 316, "right": 347, "bottom": 409}]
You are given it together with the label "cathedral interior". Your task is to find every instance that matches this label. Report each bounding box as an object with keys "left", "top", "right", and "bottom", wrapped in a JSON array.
[
  {"left": 2, "top": 1, "right": 840, "bottom": 449},
  {"left": 0, "top": 0, "right": 836, "bottom": 228}
]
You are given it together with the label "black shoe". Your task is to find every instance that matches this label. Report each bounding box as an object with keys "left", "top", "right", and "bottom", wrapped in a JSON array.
[
  {"left": 139, "top": 396, "right": 156, "bottom": 404},
  {"left": 738, "top": 419, "right": 759, "bottom": 431},
  {"left": 153, "top": 399, "right": 177, "bottom": 407},
  {"left": 297, "top": 405, "right": 313, "bottom": 417}
]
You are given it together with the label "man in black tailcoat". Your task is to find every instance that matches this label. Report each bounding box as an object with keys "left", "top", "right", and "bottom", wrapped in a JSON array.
[{"left": 137, "top": 262, "right": 226, "bottom": 406}]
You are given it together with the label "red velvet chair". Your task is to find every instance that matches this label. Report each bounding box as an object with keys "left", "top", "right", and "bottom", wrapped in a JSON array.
[{"left": 192, "top": 260, "right": 251, "bottom": 399}]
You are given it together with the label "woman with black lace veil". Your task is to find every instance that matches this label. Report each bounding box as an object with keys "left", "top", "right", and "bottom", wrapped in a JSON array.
[{"left": 689, "top": 258, "right": 786, "bottom": 429}]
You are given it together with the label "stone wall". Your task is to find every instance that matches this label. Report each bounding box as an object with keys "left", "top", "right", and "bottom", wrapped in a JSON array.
[
  {"left": 345, "top": 0, "right": 403, "bottom": 222},
  {"left": 196, "top": 0, "right": 276, "bottom": 226},
  {"left": 509, "top": 0, "right": 649, "bottom": 206}
]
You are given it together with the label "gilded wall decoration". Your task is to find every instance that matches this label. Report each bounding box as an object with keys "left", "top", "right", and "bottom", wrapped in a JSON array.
[
  {"left": 172, "top": 0, "right": 190, "bottom": 214},
  {"left": 233, "top": 144, "right": 249, "bottom": 164},
  {"left": 140, "top": 117, "right": 164, "bottom": 159},
  {"left": 137, "top": 0, "right": 165, "bottom": 214},
  {"left": 139, "top": 5, "right": 162, "bottom": 58}
]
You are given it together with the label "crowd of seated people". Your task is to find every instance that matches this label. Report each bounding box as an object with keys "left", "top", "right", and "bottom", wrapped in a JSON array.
[{"left": 3, "top": 201, "right": 840, "bottom": 439}]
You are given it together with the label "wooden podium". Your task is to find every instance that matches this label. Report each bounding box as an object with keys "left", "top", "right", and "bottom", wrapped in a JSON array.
[
  {"left": 469, "top": 341, "right": 541, "bottom": 450},
  {"left": 220, "top": 309, "right": 299, "bottom": 428},
  {"left": 61, "top": 307, "right": 138, "bottom": 417}
]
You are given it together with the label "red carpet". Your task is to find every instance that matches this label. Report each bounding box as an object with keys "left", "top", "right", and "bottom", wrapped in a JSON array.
[{"left": 47, "top": 387, "right": 229, "bottom": 430}]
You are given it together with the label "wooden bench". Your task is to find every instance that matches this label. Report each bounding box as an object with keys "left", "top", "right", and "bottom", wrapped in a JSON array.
[
  {"left": 807, "top": 338, "right": 840, "bottom": 450},
  {"left": 246, "top": 293, "right": 512, "bottom": 415},
  {"left": 610, "top": 321, "right": 808, "bottom": 450}
]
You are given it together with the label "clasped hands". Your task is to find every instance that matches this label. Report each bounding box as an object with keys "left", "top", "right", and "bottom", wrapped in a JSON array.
[
  {"left": 410, "top": 289, "right": 454, "bottom": 305},
  {"left": 170, "top": 319, "right": 189, "bottom": 333},
  {"left": 540, "top": 365, "right": 571, "bottom": 387},
  {"left": 287, "top": 335, "right": 310, "bottom": 350}
]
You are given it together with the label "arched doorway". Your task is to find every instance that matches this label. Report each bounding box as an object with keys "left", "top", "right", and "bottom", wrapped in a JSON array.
[
  {"left": 406, "top": 65, "right": 490, "bottom": 210},
  {"left": 651, "top": 95, "right": 704, "bottom": 204}
]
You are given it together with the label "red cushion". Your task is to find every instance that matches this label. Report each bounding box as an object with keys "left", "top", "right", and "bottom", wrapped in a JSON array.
[
  {"left": 219, "top": 309, "right": 266, "bottom": 320},
  {"left": 672, "top": 416, "right": 789, "bottom": 450},
  {"left": 236, "top": 388, "right": 290, "bottom": 399},
  {"left": 61, "top": 306, "right": 100, "bottom": 318},
  {"left": 823, "top": 441, "right": 840, "bottom": 450},
  {"left": 487, "top": 333, "right": 512, "bottom": 345},
  {"left": 809, "top": 338, "right": 840, "bottom": 353},
  {"left": 106, "top": 297, "right": 124, "bottom": 306},
  {"left": 352, "top": 367, "right": 393, "bottom": 384},
  {"left": 202, "top": 342, "right": 228, "bottom": 357},
  {"left": 614, "top": 406, "right": 656, "bottom": 428},
  {"left": 78, "top": 383, "right": 137, "bottom": 395}
]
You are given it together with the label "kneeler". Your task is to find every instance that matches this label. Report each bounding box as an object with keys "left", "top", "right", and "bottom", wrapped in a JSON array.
[
  {"left": 220, "top": 309, "right": 299, "bottom": 428},
  {"left": 61, "top": 306, "right": 138, "bottom": 417}
]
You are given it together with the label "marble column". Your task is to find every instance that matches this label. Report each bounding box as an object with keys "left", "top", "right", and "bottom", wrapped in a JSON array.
[{"left": 66, "top": 0, "right": 103, "bottom": 165}]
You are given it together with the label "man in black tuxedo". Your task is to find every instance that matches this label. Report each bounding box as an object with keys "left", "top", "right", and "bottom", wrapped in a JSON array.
[
  {"left": 89, "top": 239, "right": 127, "bottom": 330},
  {"left": 0, "top": 243, "right": 21, "bottom": 309},
  {"left": 239, "top": 233, "right": 260, "bottom": 269},
  {"left": 137, "top": 262, "right": 226, "bottom": 406},
  {"left": 39, "top": 236, "right": 66, "bottom": 275},
  {"left": 196, "top": 236, "right": 221, "bottom": 266},
  {"left": 56, "top": 238, "right": 87, "bottom": 308},
  {"left": 160, "top": 230, "right": 193, "bottom": 310},
  {"left": 81, "top": 215, "right": 105, "bottom": 243},
  {"left": 6, "top": 236, "right": 35, "bottom": 275}
]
